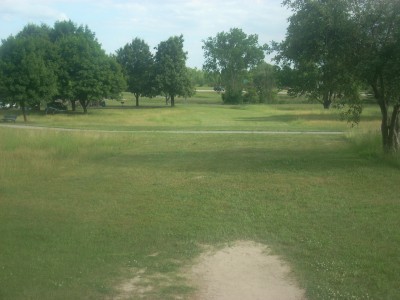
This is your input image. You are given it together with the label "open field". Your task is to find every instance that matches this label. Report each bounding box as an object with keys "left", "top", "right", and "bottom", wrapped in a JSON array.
[{"left": 1, "top": 101, "right": 399, "bottom": 299}]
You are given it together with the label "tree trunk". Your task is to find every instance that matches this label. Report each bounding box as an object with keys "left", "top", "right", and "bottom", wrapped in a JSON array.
[
  {"left": 371, "top": 77, "right": 400, "bottom": 153},
  {"left": 375, "top": 93, "right": 399, "bottom": 153},
  {"left": 386, "top": 104, "right": 400, "bottom": 153},
  {"left": 322, "top": 91, "right": 332, "bottom": 109},
  {"left": 20, "top": 101, "right": 27, "bottom": 122},
  {"left": 171, "top": 95, "right": 175, "bottom": 107},
  {"left": 135, "top": 93, "right": 139, "bottom": 107},
  {"left": 71, "top": 100, "right": 76, "bottom": 112},
  {"left": 80, "top": 99, "right": 88, "bottom": 114}
]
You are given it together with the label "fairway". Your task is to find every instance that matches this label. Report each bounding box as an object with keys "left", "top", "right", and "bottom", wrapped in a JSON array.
[{"left": 0, "top": 104, "right": 399, "bottom": 299}]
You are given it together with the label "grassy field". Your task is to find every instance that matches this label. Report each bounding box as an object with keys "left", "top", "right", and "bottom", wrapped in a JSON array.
[
  {"left": 1, "top": 90, "right": 381, "bottom": 132},
  {"left": 0, "top": 98, "right": 399, "bottom": 299}
]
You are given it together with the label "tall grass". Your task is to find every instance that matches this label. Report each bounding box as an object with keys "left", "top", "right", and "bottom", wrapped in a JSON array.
[{"left": 0, "top": 104, "right": 398, "bottom": 299}]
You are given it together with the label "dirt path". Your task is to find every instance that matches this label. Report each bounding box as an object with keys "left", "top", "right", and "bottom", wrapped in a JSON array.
[
  {"left": 188, "top": 241, "right": 306, "bottom": 300},
  {"left": 114, "top": 241, "right": 306, "bottom": 299}
]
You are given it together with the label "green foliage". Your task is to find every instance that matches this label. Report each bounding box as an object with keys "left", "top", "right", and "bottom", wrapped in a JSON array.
[
  {"left": 0, "top": 24, "right": 58, "bottom": 120},
  {"left": 187, "top": 67, "right": 205, "bottom": 86},
  {"left": 0, "top": 20, "right": 125, "bottom": 117},
  {"left": 116, "top": 38, "right": 154, "bottom": 106},
  {"left": 278, "top": 0, "right": 400, "bottom": 152},
  {"left": 203, "top": 28, "right": 266, "bottom": 104},
  {"left": 53, "top": 21, "right": 125, "bottom": 113},
  {"left": 350, "top": 0, "right": 400, "bottom": 152},
  {"left": 154, "top": 35, "right": 194, "bottom": 107},
  {"left": 276, "top": 0, "right": 360, "bottom": 109},
  {"left": 250, "top": 62, "right": 277, "bottom": 103}
]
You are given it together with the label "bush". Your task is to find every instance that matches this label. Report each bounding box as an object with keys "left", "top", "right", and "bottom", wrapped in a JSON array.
[{"left": 222, "top": 90, "right": 243, "bottom": 104}]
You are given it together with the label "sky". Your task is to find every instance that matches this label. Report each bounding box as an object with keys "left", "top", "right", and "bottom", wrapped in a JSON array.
[{"left": 0, "top": 0, "right": 291, "bottom": 68}]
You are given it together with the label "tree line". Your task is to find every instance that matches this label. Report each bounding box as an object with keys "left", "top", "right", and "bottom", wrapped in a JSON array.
[
  {"left": 0, "top": 21, "right": 196, "bottom": 119},
  {"left": 1, "top": 0, "right": 399, "bottom": 152},
  {"left": 0, "top": 21, "right": 125, "bottom": 120},
  {"left": 116, "top": 28, "right": 277, "bottom": 106},
  {"left": 0, "top": 22, "right": 277, "bottom": 118}
]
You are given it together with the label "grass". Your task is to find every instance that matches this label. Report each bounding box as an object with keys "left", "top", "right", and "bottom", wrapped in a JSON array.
[
  {"left": 0, "top": 102, "right": 399, "bottom": 299},
  {"left": 2, "top": 102, "right": 381, "bottom": 133}
]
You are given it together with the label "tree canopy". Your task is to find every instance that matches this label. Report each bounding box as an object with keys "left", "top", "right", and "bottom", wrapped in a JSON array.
[
  {"left": 154, "top": 35, "right": 194, "bottom": 107},
  {"left": 277, "top": 0, "right": 400, "bottom": 152},
  {"left": 275, "top": 0, "right": 358, "bottom": 109},
  {"left": 0, "top": 24, "right": 58, "bottom": 121},
  {"left": 250, "top": 62, "right": 277, "bottom": 104},
  {"left": 351, "top": 0, "right": 400, "bottom": 152},
  {"left": 116, "top": 38, "right": 154, "bottom": 107},
  {"left": 52, "top": 21, "right": 125, "bottom": 113},
  {"left": 0, "top": 20, "right": 126, "bottom": 117},
  {"left": 203, "top": 28, "right": 266, "bottom": 104}
]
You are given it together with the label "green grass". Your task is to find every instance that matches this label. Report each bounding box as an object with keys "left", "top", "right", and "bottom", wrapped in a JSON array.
[
  {"left": 0, "top": 103, "right": 398, "bottom": 299},
  {"left": 2, "top": 102, "right": 381, "bottom": 133}
]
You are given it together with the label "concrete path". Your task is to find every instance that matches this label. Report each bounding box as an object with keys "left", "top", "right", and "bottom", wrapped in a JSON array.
[{"left": 0, "top": 124, "right": 345, "bottom": 135}]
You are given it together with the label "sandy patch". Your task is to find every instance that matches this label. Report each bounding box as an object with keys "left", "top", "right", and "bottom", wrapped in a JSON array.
[
  {"left": 188, "top": 241, "right": 306, "bottom": 300},
  {"left": 112, "top": 241, "right": 306, "bottom": 299}
]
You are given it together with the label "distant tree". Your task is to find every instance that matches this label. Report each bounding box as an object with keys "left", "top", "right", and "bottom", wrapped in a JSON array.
[
  {"left": 154, "top": 35, "right": 193, "bottom": 107},
  {"left": 251, "top": 62, "right": 277, "bottom": 103},
  {"left": 187, "top": 67, "right": 205, "bottom": 87},
  {"left": 101, "top": 55, "right": 127, "bottom": 100},
  {"left": 203, "top": 28, "right": 266, "bottom": 104},
  {"left": 52, "top": 21, "right": 125, "bottom": 113},
  {"left": 275, "top": 0, "right": 359, "bottom": 109},
  {"left": 0, "top": 24, "right": 58, "bottom": 121},
  {"left": 116, "top": 38, "right": 154, "bottom": 107}
]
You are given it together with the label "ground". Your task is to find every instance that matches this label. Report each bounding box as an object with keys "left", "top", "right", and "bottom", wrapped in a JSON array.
[{"left": 114, "top": 241, "right": 306, "bottom": 299}]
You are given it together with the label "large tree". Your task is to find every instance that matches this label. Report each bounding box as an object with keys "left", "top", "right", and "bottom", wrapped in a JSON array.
[
  {"left": 202, "top": 28, "right": 266, "bottom": 104},
  {"left": 52, "top": 21, "right": 125, "bottom": 113},
  {"left": 116, "top": 38, "right": 154, "bottom": 107},
  {"left": 279, "top": 0, "right": 400, "bottom": 152},
  {"left": 0, "top": 24, "right": 58, "bottom": 121},
  {"left": 276, "top": 0, "right": 359, "bottom": 109},
  {"left": 154, "top": 35, "right": 193, "bottom": 107},
  {"left": 350, "top": 0, "right": 400, "bottom": 152}
]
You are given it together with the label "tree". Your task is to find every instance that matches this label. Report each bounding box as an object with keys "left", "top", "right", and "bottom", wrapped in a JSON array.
[
  {"left": 202, "top": 28, "right": 266, "bottom": 104},
  {"left": 279, "top": 0, "right": 400, "bottom": 153},
  {"left": 154, "top": 35, "right": 193, "bottom": 107},
  {"left": 275, "top": 0, "right": 359, "bottom": 109},
  {"left": 187, "top": 67, "right": 205, "bottom": 87},
  {"left": 116, "top": 38, "right": 154, "bottom": 107},
  {"left": 52, "top": 21, "right": 125, "bottom": 113},
  {"left": 251, "top": 62, "right": 277, "bottom": 103},
  {"left": 350, "top": 0, "right": 400, "bottom": 152},
  {"left": 0, "top": 24, "right": 58, "bottom": 122}
]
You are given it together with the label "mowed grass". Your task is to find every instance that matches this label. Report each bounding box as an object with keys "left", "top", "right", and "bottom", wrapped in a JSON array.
[
  {"left": 5, "top": 101, "right": 381, "bottom": 133},
  {"left": 0, "top": 103, "right": 399, "bottom": 299}
]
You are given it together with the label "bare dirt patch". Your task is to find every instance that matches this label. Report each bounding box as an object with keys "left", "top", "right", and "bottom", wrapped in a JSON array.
[
  {"left": 112, "top": 241, "right": 306, "bottom": 299},
  {"left": 187, "top": 241, "right": 306, "bottom": 300}
]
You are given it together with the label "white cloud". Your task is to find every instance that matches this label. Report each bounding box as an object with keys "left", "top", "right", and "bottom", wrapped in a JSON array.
[
  {"left": 0, "top": 0, "right": 68, "bottom": 22},
  {"left": 0, "top": 0, "right": 290, "bottom": 67}
]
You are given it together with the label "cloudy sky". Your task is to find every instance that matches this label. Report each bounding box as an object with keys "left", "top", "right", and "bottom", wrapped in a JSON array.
[{"left": 0, "top": 0, "right": 291, "bottom": 68}]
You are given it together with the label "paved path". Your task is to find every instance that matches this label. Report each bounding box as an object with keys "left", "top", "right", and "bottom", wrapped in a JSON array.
[{"left": 0, "top": 124, "right": 344, "bottom": 135}]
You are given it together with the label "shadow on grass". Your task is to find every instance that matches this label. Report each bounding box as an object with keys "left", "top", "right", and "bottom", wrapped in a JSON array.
[
  {"left": 100, "top": 146, "right": 368, "bottom": 174},
  {"left": 236, "top": 113, "right": 379, "bottom": 123}
]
